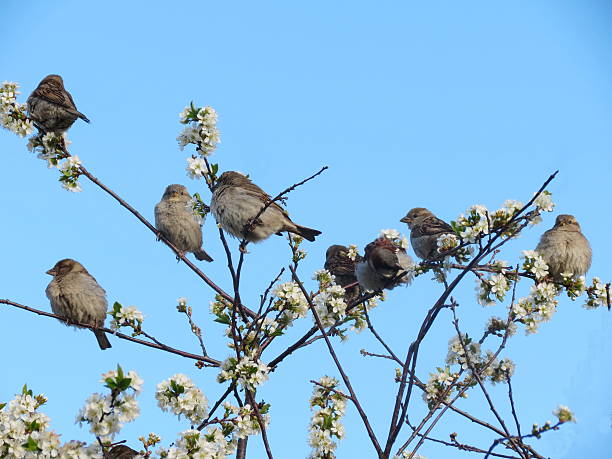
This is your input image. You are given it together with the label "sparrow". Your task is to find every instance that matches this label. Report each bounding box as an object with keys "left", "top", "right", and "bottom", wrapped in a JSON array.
[
  {"left": 535, "top": 214, "right": 592, "bottom": 280},
  {"left": 400, "top": 207, "right": 455, "bottom": 261},
  {"left": 355, "top": 237, "right": 414, "bottom": 291},
  {"left": 155, "top": 184, "right": 213, "bottom": 262},
  {"left": 27, "top": 74, "right": 90, "bottom": 133},
  {"left": 108, "top": 445, "right": 139, "bottom": 458},
  {"left": 45, "top": 259, "right": 111, "bottom": 350},
  {"left": 324, "top": 245, "right": 362, "bottom": 303},
  {"left": 210, "top": 171, "right": 321, "bottom": 243}
]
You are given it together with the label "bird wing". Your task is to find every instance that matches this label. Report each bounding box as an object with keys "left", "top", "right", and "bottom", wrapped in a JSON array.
[
  {"left": 412, "top": 216, "right": 453, "bottom": 237},
  {"left": 242, "top": 181, "right": 288, "bottom": 216},
  {"left": 34, "top": 83, "right": 79, "bottom": 112},
  {"left": 368, "top": 247, "right": 401, "bottom": 272},
  {"left": 325, "top": 257, "right": 357, "bottom": 276}
]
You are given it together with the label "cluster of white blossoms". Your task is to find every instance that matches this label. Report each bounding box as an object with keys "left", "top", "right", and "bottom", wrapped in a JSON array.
[
  {"left": 485, "top": 316, "right": 517, "bottom": 338},
  {"left": 312, "top": 270, "right": 348, "bottom": 327},
  {"left": 475, "top": 272, "right": 512, "bottom": 306},
  {"left": 159, "top": 428, "right": 236, "bottom": 458},
  {"left": 446, "top": 333, "right": 515, "bottom": 385},
  {"left": 422, "top": 366, "right": 459, "bottom": 410},
  {"left": 521, "top": 250, "right": 549, "bottom": 280},
  {"left": 190, "top": 192, "right": 209, "bottom": 224},
  {"left": 155, "top": 374, "right": 208, "bottom": 425},
  {"left": 313, "top": 284, "right": 348, "bottom": 327},
  {"left": 534, "top": 190, "right": 555, "bottom": 213},
  {"left": 26, "top": 131, "right": 85, "bottom": 192},
  {"left": 0, "top": 386, "right": 63, "bottom": 458},
  {"left": 482, "top": 352, "right": 516, "bottom": 384},
  {"left": 186, "top": 156, "right": 208, "bottom": 180},
  {"left": 308, "top": 376, "right": 347, "bottom": 459},
  {"left": 512, "top": 282, "right": 560, "bottom": 334},
  {"left": 178, "top": 104, "right": 220, "bottom": 155},
  {"left": 76, "top": 367, "right": 142, "bottom": 443},
  {"left": 217, "top": 354, "right": 270, "bottom": 391},
  {"left": 346, "top": 244, "right": 359, "bottom": 261},
  {"left": 553, "top": 405, "right": 576, "bottom": 423},
  {"left": 394, "top": 452, "right": 427, "bottom": 459},
  {"left": 453, "top": 204, "right": 490, "bottom": 243},
  {"left": 436, "top": 232, "right": 460, "bottom": 253},
  {"left": 453, "top": 194, "right": 554, "bottom": 243},
  {"left": 0, "top": 81, "right": 33, "bottom": 137},
  {"left": 222, "top": 402, "right": 271, "bottom": 439},
  {"left": 584, "top": 277, "right": 609, "bottom": 309},
  {"left": 446, "top": 333, "right": 482, "bottom": 371},
  {"left": 273, "top": 281, "right": 309, "bottom": 326},
  {"left": 109, "top": 302, "right": 144, "bottom": 333},
  {"left": 379, "top": 228, "right": 409, "bottom": 250}
]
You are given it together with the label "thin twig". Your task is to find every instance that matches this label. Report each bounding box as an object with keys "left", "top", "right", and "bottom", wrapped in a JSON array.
[
  {"left": 78, "top": 165, "right": 257, "bottom": 320},
  {"left": 1, "top": 299, "right": 219, "bottom": 366},
  {"left": 289, "top": 265, "right": 383, "bottom": 456}
]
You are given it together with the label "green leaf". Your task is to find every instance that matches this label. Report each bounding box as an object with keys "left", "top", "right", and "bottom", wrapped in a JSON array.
[
  {"left": 21, "top": 384, "right": 32, "bottom": 396},
  {"left": 22, "top": 437, "right": 39, "bottom": 452}
]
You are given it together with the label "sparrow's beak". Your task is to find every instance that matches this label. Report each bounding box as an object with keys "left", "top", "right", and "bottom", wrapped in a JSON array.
[
  {"left": 400, "top": 216, "right": 410, "bottom": 224},
  {"left": 46, "top": 269, "right": 56, "bottom": 276}
]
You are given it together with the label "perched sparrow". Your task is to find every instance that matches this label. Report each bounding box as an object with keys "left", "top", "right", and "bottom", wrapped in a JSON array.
[
  {"left": 45, "top": 259, "right": 111, "bottom": 350},
  {"left": 108, "top": 445, "right": 139, "bottom": 458},
  {"left": 400, "top": 207, "right": 454, "bottom": 261},
  {"left": 155, "top": 184, "right": 213, "bottom": 262},
  {"left": 356, "top": 238, "right": 413, "bottom": 291},
  {"left": 324, "top": 245, "right": 362, "bottom": 303},
  {"left": 27, "top": 74, "right": 90, "bottom": 133},
  {"left": 535, "top": 214, "right": 592, "bottom": 280},
  {"left": 210, "top": 171, "right": 321, "bottom": 243}
]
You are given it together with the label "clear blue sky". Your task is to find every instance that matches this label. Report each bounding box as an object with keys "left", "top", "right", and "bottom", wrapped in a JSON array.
[{"left": 1, "top": 1, "right": 611, "bottom": 457}]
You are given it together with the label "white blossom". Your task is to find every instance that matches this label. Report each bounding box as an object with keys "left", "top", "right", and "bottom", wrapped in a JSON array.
[
  {"left": 347, "top": 244, "right": 359, "bottom": 261},
  {"left": 553, "top": 405, "right": 576, "bottom": 423},
  {"left": 437, "top": 233, "right": 459, "bottom": 252},
  {"left": 156, "top": 374, "right": 208, "bottom": 425},
  {"left": 273, "top": 281, "right": 309, "bottom": 325},
  {"left": 177, "top": 104, "right": 220, "bottom": 155},
  {"left": 534, "top": 191, "right": 555, "bottom": 212},
  {"left": 522, "top": 250, "right": 549, "bottom": 280},
  {"left": 218, "top": 354, "right": 270, "bottom": 391},
  {"left": 308, "top": 377, "right": 347, "bottom": 459},
  {"left": 313, "top": 284, "right": 348, "bottom": 327},
  {"left": 76, "top": 368, "right": 142, "bottom": 443},
  {"left": 109, "top": 304, "right": 144, "bottom": 331},
  {"left": 161, "top": 428, "right": 236, "bottom": 458},
  {"left": 186, "top": 156, "right": 208, "bottom": 179}
]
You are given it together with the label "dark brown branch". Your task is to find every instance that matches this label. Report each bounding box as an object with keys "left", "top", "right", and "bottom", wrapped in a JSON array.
[
  {"left": 385, "top": 171, "right": 559, "bottom": 456},
  {"left": 1, "top": 299, "right": 219, "bottom": 366},
  {"left": 289, "top": 265, "right": 383, "bottom": 457},
  {"left": 245, "top": 390, "right": 274, "bottom": 459},
  {"left": 78, "top": 165, "right": 256, "bottom": 320}
]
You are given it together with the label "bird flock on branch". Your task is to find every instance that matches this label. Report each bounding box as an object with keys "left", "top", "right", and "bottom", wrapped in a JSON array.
[{"left": 27, "top": 74, "right": 592, "bottom": 357}]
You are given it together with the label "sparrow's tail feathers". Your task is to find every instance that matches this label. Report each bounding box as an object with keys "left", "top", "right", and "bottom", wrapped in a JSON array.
[
  {"left": 194, "top": 248, "right": 214, "bottom": 262},
  {"left": 78, "top": 111, "right": 90, "bottom": 123},
  {"left": 93, "top": 329, "right": 112, "bottom": 350},
  {"left": 292, "top": 224, "right": 322, "bottom": 242}
]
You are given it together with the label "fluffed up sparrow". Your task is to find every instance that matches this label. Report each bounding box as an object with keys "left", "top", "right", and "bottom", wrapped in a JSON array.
[
  {"left": 356, "top": 237, "right": 413, "bottom": 291},
  {"left": 155, "top": 184, "right": 213, "bottom": 262},
  {"left": 27, "top": 74, "right": 90, "bottom": 133},
  {"left": 400, "top": 207, "right": 454, "bottom": 261},
  {"left": 45, "top": 259, "right": 111, "bottom": 350},
  {"left": 211, "top": 171, "right": 321, "bottom": 244},
  {"left": 324, "top": 245, "right": 362, "bottom": 303},
  {"left": 535, "top": 214, "right": 591, "bottom": 280}
]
